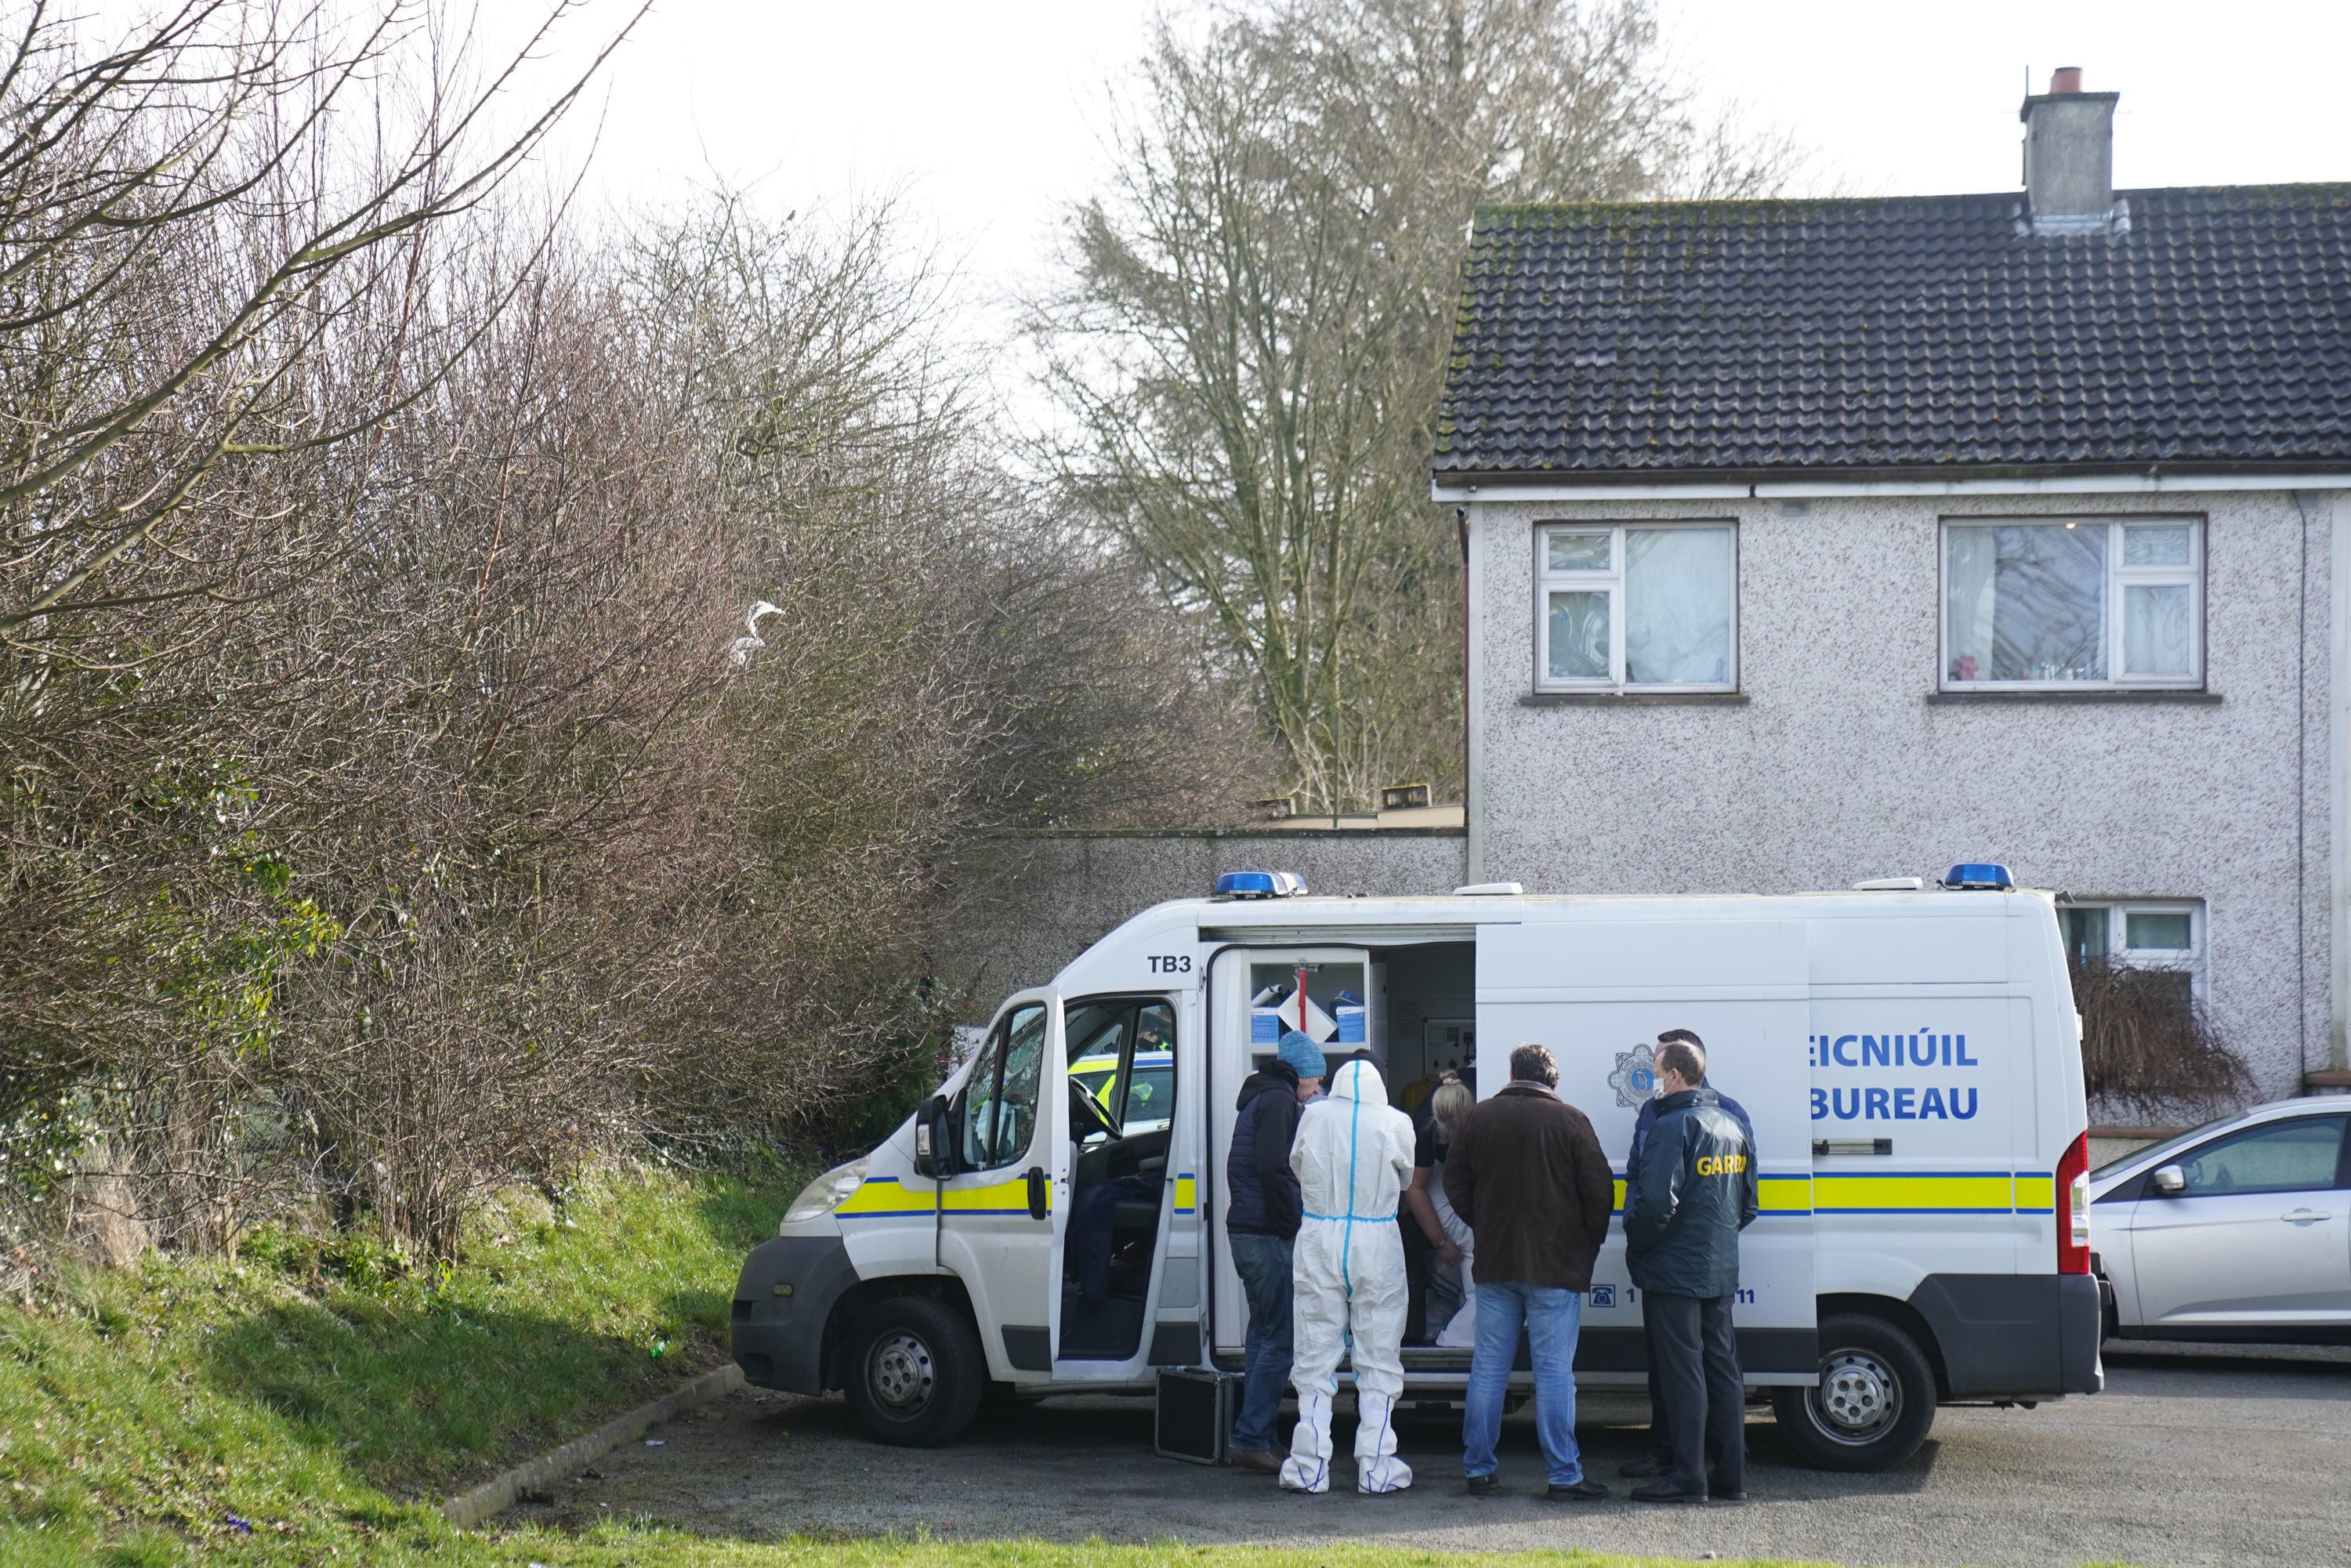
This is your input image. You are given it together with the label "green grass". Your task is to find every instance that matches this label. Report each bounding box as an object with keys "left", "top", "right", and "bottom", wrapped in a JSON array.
[
  {"left": 0, "top": 1158, "right": 804, "bottom": 1566},
  {"left": 0, "top": 1160, "right": 1872, "bottom": 1568}
]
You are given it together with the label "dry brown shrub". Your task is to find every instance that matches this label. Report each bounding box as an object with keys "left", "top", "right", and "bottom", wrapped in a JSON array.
[{"left": 2072, "top": 958, "right": 2255, "bottom": 1124}]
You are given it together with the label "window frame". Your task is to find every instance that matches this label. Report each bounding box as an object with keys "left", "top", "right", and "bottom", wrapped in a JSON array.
[
  {"left": 2172, "top": 1115, "right": 2349, "bottom": 1198},
  {"left": 1938, "top": 515, "right": 2206, "bottom": 693},
  {"left": 957, "top": 1001, "right": 1049, "bottom": 1171},
  {"left": 1063, "top": 993, "right": 1178, "bottom": 1140},
  {"left": 1532, "top": 520, "right": 1741, "bottom": 694},
  {"left": 2058, "top": 897, "right": 2208, "bottom": 1004}
]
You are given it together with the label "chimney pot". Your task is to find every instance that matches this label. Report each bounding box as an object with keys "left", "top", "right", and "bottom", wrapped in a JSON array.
[{"left": 2049, "top": 66, "right": 2083, "bottom": 94}]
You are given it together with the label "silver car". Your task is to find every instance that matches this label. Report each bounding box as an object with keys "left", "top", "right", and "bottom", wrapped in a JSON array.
[{"left": 2089, "top": 1097, "right": 2351, "bottom": 1343}]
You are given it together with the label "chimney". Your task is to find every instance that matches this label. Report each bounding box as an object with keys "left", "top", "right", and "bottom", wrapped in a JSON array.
[{"left": 2020, "top": 67, "right": 2120, "bottom": 227}]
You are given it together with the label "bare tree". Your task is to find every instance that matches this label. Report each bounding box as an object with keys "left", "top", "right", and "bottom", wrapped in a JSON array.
[
  {"left": 0, "top": 0, "right": 642, "bottom": 644},
  {"left": 1037, "top": 0, "right": 1796, "bottom": 810},
  {"left": 0, "top": 1, "right": 646, "bottom": 1255},
  {"left": 6, "top": 172, "right": 1261, "bottom": 1260},
  {"left": 621, "top": 194, "right": 1261, "bottom": 1147},
  {"left": 3, "top": 10, "right": 1266, "bottom": 1266}
]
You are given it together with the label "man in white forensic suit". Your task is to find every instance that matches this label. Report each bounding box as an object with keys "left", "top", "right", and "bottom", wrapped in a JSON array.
[{"left": 1277, "top": 1056, "right": 1418, "bottom": 1495}]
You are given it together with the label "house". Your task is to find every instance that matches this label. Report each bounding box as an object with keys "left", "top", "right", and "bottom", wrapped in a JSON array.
[{"left": 1433, "top": 71, "right": 2351, "bottom": 1112}]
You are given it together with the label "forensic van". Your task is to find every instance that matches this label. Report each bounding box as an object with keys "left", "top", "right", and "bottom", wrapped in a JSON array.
[{"left": 730, "top": 866, "right": 2104, "bottom": 1471}]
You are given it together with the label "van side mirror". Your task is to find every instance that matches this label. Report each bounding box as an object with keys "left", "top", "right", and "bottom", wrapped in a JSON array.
[
  {"left": 2150, "top": 1164, "right": 2185, "bottom": 1197},
  {"left": 913, "top": 1094, "right": 955, "bottom": 1179}
]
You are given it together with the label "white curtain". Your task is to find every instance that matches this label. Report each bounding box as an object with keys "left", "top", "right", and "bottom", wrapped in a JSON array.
[
  {"left": 1624, "top": 527, "right": 1733, "bottom": 685},
  {"left": 2125, "top": 584, "right": 2191, "bottom": 675},
  {"left": 1946, "top": 527, "right": 1998, "bottom": 681}
]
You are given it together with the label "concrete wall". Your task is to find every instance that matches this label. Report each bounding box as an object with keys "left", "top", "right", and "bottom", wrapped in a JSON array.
[
  {"left": 931, "top": 830, "right": 1466, "bottom": 1008},
  {"left": 1463, "top": 488, "right": 2342, "bottom": 1105}
]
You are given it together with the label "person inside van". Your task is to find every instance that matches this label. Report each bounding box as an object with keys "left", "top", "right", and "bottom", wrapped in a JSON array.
[
  {"left": 1620, "top": 1028, "right": 1752, "bottom": 1482},
  {"left": 1402, "top": 1075, "right": 1474, "bottom": 1342},
  {"left": 1224, "top": 1030, "right": 1324, "bottom": 1475}
]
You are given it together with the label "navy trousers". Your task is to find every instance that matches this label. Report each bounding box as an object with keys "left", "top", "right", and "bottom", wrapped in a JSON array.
[{"left": 1646, "top": 1291, "right": 1745, "bottom": 1495}]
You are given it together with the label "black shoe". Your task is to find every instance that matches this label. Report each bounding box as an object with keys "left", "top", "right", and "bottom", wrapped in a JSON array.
[
  {"left": 1630, "top": 1480, "right": 1708, "bottom": 1505},
  {"left": 1708, "top": 1472, "right": 1745, "bottom": 1501},
  {"left": 1618, "top": 1454, "right": 1672, "bottom": 1479},
  {"left": 1463, "top": 1472, "right": 1506, "bottom": 1497},
  {"left": 1542, "top": 1478, "right": 1609, "bottom": 1501}
]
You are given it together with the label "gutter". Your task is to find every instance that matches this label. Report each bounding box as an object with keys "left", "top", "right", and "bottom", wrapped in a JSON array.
[{"left": 1431, "top": 466, "right": 2351, "bottom": 503}]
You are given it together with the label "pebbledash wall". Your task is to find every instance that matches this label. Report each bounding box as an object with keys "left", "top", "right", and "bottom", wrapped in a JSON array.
[
  {"left": 929, "top": 829, "right": 1468, "bottom": 1004},
  {"left": 1461, "top": 487, "right": 2351, "bottom": 1106}
]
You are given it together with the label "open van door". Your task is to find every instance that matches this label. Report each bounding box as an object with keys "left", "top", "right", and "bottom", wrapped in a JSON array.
[
  {"left": 1207, "top": 947, "right": 1373, "bottom": 1362},
  {"left": 936, "top": 988, "right": 1068, "bottom": 1381},
  {"left": 1476, "top": 914, "right": 1819, "bottom": 1383}
]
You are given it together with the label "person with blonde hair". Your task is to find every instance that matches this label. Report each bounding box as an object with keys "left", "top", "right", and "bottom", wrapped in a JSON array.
[{"left": 1402, "top": 1075, "right": 1476, "bottom": 1342}]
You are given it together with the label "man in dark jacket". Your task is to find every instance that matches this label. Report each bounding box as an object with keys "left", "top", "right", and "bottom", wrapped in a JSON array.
[
  {"left": 1225, "top": 1030, "right": 1324, "bottom": 1472},
  {"left": 1444, "top": 1043, "right": 1615, "bottom": 1499},
  {"left": 1621, "top": 1028, "right": 1752, "bottom": 1480},
  {"left": 1625, "top": 1034, "right": 1761, "bottom": 1505}
]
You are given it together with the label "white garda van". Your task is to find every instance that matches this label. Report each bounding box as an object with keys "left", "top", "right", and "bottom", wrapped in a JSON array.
[{"left": 731, "top": 866, "right": 2104, "bottom": 1470}]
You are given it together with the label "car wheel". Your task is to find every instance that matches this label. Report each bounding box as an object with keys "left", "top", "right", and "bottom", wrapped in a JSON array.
[
  {"left": 1770, "top": 1312, "right": 1937, "bottom": 1472},
  {"left": 842, "top": 1295, "right": 984, "bottom": 1447}
]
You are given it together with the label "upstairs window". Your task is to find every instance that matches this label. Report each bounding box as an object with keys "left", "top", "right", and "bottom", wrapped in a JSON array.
[
  {"left": 1943, "top": 518, "right": 2203, "bottom": 690},
  {"left": 1535, "top": 523, "right": 1737, "bottom": 692}
]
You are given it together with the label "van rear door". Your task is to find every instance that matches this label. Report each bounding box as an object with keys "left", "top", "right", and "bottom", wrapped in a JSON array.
[
  {"left": 1476, "top": 914, "right": 1819, "bottom": 1383},
  {"left": 1206, "top": 946, "right": 1373, "bottom": 1359}
]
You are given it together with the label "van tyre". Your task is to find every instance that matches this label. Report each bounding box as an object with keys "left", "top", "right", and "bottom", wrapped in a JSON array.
[
  {"left": 842, "top": 1295, "right": 984, "bottom": 1447},
  {"left": 1771, "top": 1313, "right": 1936, "bottom": 1472}
]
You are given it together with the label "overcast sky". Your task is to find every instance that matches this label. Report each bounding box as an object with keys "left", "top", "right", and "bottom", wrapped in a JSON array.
[{"left": 523, "top": 0, "right": 2348, "bottom": 302}]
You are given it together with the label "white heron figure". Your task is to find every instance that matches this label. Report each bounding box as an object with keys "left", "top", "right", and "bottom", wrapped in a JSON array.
[{"left": 726, "top": 600, "right": 783, "bottom": 669}]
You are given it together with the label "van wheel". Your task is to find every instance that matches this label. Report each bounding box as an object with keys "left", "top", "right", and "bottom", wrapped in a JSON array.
[
  {"left": 1771, "top": 1313, "right": 1936, "bottom": 1472},
  {"left": 842, "top": 1295, "right": 984, "bottom": 1447}
]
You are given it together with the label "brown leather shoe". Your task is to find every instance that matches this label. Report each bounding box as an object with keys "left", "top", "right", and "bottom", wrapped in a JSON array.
[{"left": 1230, "top": 1447, "right": 1284, "bottom": 1475}]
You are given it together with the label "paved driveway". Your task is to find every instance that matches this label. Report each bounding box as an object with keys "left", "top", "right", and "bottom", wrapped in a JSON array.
[{"left": 518, "top": 1342, "right": 2351, "bottom": 1567}]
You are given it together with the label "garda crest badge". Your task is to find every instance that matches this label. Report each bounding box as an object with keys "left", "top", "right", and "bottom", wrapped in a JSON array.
[{"left": 1609, "top": 1043, "right": 1657, "bottom": 1108}]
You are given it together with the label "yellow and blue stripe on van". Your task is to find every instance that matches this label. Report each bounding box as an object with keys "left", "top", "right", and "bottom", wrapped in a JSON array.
[
  {"left": 1611, "top": 1171, "right": 2059, "bottom": 1217},
  {"left": 831, "top": 1174, "right": 1050, "bottom": 1219},
  {"left": 831, "top": 1170, "right": 1208, "bottom": 1221},
  {"left": 1609, "top": 1174, "right": 1812, "bottom": 1215}
]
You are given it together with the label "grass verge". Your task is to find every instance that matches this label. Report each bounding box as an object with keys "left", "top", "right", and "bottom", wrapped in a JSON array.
[
  {"left": 0, "top": 1158, "right": 1861, "bottom": 1568},
  {"left": 0, "top": 1158, "right": 799, "bottom": 1565}
]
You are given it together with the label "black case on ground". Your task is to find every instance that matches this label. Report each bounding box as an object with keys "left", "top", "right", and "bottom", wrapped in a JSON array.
[{"left": 1154, "top": 1367, "right": 1238, "bottom": 1465}]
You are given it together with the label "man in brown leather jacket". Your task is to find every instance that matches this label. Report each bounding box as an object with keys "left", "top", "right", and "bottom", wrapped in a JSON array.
[{"left": 1444, "top": 1043, "right": 1615, "bottom": 1498}]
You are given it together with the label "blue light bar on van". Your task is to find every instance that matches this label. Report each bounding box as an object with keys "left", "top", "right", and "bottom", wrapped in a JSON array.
[
  {"left": 1942, "top": 863, "right": 2014, "bottom": 890},
  {"left": 1216, "top": 870, "right": 1306, "bottom": 899}
]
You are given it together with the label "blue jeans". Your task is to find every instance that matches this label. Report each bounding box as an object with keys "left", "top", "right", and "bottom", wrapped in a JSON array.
[
  {"left": 1462, "top": 1281, "right": 1585, "bottom": 1483},
  {"left": 1227, "top": 1232, "right": 1295, "bottom": 1452}
]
